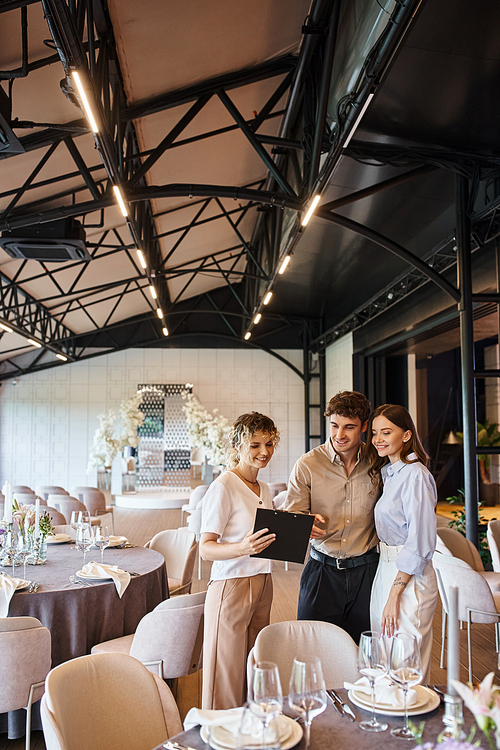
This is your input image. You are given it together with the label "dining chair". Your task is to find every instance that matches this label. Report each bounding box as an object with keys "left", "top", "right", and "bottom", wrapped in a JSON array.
[
  {"left": 90, "top": 590, "right": 206, "bottom": 680},
  {"left": 267, "top": 482, "right": 287, "bottom": 500},
  {"left": 436, "top": 526, "right": 500, "bottom": 592},
  {"left": 272, "top": 490, "right": 287, "bottom": 510},
  {"left": 0, "top": 616, "right": 52, "bottom": 750},
  {"left": 247, "top": 619, "right": 359, "bottom": 691},
  {"left": 13, "top": 493, "right": 36, "bottom": 504},
  {"left": 45, "top": 506, "right": 69, "bottom": 526},
  {"left": 70, "top": 486, "right": 115, "bottom": 533},
  {"left": 50, "top": 496, "right": 101, "bottom": 528},
  {"left": 487, "top": 520, "right": 500, "bottom": 572},
  {"left": 433, "top": 550, "right": 500, "bottom": 682},
  {"left": 11, "top": 485, "right": 34, "bottom": 494},
  {"left": 35, "top": 486, "right": 69, "bottom": 502},
  {"left": 181, "top": 484, "right": 209, "bottom": 526},
  {"left": 41, "top": 652, "right": 182, "bottom": 750},
  {"left": 145, "top": 528, "right": 198, "bottom": 595}
]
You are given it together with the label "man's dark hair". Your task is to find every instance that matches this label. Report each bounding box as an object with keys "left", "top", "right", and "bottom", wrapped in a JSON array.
[{"left": 324, "top": 390, "right": 371, "bottom": 424}]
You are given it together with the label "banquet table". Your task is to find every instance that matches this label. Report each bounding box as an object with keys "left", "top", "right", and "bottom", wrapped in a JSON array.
[
  {"left": 157, "top": 689, "right": 484, "bottom": 750},
  {"left": 1, "top": 542, "right": 168, "bottom": 739}
]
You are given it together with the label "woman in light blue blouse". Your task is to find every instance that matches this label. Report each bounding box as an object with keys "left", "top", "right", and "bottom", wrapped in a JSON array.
[{"left": 367, "top": 404, "right": 437, "bottom": 682}]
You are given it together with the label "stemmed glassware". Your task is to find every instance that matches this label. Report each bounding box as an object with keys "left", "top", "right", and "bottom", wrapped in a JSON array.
[
  {"left": 75, "top": 524, "right": 93, "bottom": 567},
  {"left": 16, "top": 535, "right": 32, "bottom": 580},
  {"left": 70, "top": 511, "right": 82, "bottom": 538},
  {"left": 389, "top": 633, "right": 423, "bottom": 740},
  {"left": 94, "top": 526, "right": 110, "bottom": 564},
  {"left": 248, "top": 661, "right": 283, "bottom": 750},
  {"left": 357, "top": 631, "right": 389, "bottom": 732},
  {"left": 288, "top": 657, "right": 327, "bottom": 750}
]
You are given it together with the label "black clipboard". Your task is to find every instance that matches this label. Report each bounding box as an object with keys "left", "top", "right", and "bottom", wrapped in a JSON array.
[{"left": 250, "top": 507, "right": 314, "bottom": 564}]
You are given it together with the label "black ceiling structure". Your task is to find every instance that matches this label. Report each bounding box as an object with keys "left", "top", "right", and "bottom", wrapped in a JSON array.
[{"left": 1, "top": 0, "right": 500, "bottom": 383}]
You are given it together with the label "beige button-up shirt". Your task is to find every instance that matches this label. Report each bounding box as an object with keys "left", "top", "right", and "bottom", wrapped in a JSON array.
[{"left": 284, "top": 439, "right": 379, "bottom": 559}]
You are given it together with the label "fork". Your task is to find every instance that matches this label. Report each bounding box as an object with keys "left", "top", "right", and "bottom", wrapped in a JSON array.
[{"left": 70, "top": 575, "right": 92, "bottom": 587}]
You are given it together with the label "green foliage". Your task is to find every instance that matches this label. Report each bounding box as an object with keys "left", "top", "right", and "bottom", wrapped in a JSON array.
[
  {"left": 456, "top": 420, "right": 500, "bottom": 472},
  {"left": 446, "top": 490, "right": 492, "bottom": 569}
]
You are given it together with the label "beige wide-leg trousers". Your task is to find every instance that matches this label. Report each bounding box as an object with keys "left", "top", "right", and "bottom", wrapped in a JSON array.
[{"left": 202, "top": 573, "right": 273, "bottom": 710}]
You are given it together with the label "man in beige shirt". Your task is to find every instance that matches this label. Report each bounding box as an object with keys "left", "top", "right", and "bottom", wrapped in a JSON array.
[{"left": 284, "top": 391, "right": 379, "bottom": 643}]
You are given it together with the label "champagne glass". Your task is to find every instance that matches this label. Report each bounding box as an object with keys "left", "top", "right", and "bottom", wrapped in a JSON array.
[
  {"left": 16, "top": 535, "right": 32, "bottom": 580},
  {"left": 248, "top": 661, "right": 283, "bottom": 749},
  {"left": 75, "top": 524, "right": 92, "bottom": 567},
  {"left": 389, "top": 633, "right": 423, "bottom": 740},
  {"left": 288, "top": 658, "right": 327, "bottom": 750},
  {"left": 357, "top": 631, "right": 388, "bottom": 732},
  {"left": 94, "top": 526, "right": 110, "bottom": 564}
]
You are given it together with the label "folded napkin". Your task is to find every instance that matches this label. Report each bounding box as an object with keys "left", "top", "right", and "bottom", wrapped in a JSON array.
[
  {"left": 344, "top": 676, "right": 418, "bottom": 708},
  {"left": 53, "top": 524, "right": 76, "bottom": 539},
  {"left": 184, "top": 707, "right": 286, "bottom": 741},
  {"left": 78, "top": 561, "right": 130, "bottom": 598},
  {"left": 109, "top": 535, "right": 129, "bottom": 547},
  {"left": 0, "top": 573, "right": 20, "bottom": 617}
]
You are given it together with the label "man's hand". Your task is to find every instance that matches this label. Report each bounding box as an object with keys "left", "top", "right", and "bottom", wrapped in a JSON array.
[{"left": 310, "top": 513, "right": 327, "bottom": 539}]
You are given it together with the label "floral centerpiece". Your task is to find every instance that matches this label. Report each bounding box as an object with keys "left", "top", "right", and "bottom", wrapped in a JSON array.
[
  {"left": 88, "top": 410, "right": 119, "bottom": 470},
  {"left": 88, "top": 392, "right": 145, "bottom": 471},
  {"left": 182, "top": 392, "right": 229, "bottom": 467},
  {"left": 12, "top": 499, "right": 55, "bottom": 541},
  {"left": 452, "top": 674, "right": 500, "bottom": 750},
  {"left": 117, "top": 392, "right": 145, "bottom": 450}
]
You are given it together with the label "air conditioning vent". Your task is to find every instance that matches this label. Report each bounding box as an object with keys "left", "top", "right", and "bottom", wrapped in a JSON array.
[{"left": 0, "top": 219, "right": 91, "bottom": 262}]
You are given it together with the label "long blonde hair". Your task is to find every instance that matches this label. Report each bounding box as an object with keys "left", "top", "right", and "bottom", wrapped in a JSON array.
[
  {"left": 226, "top": 412, "right": 280, "bottom": 469},
  {"left": 366, "top": 404, "right": 429, "bottom": 482}
]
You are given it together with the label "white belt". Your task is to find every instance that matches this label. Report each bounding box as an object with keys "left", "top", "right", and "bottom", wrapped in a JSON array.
[{"left": 378, "top": 541, "right": 404, "bottom": 563}]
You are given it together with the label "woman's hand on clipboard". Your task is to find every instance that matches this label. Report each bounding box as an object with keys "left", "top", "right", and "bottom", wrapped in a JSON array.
[
  {"left": 310, "top": 513, "right": 327, "bottom": 539},
  {"left": 240, "top": 527, "right": 276, "bottom": 556}
]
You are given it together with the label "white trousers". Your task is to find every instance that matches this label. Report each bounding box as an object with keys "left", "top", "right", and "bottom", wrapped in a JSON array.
[{"left": 370, "top": 558, "right": 438, "bottom": 683}]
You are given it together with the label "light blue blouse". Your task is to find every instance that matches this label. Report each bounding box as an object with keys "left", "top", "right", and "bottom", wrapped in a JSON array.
[{"left": 374, "top": 453, "right": 437, "bottom": 576}]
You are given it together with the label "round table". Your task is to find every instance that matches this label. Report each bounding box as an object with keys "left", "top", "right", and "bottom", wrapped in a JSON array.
[{"left": 2, "top": 542, "right": 168, "bottom": 739}]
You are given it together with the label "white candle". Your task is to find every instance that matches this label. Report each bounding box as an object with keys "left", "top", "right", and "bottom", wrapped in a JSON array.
[
  {"left": 34, "top": 496, "right": 40, "bottom": 539},
  {"left": 447, "top": 584, "right": 459, "bottom": 696},
  {"left": 4, "top": 481, "right": 12, "bottom": 523}
]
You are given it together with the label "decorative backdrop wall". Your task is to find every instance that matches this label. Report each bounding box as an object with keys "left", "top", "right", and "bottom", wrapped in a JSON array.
[{"left": 0, "top": 347, "right": 304, "bottom": 490}]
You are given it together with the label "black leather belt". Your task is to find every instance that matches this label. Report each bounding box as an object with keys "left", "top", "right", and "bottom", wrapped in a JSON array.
[{"left": 309, "top": 546, "right": 379, "bottom": 570}]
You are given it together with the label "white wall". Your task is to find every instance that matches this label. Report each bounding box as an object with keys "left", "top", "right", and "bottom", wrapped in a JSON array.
[
  {"left": 0, "top": 348, "right": 304, "bottom": 490},
  {"left": 325, "top": 333, "right": 353, "bottom": 399}
]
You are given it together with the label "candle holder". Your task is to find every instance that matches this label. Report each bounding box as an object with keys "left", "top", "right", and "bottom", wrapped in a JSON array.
[
  {"left": 0, "top": 521, "right": 20, "bottom": 567},
  {"left": 441, "top": 693, "right": 465, "bottom": 740},
  {"left": 28, "top": 536, "right": 46, "bottom": 565}
]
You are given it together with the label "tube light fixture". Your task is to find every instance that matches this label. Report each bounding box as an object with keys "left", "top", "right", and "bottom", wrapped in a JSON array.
[
  {"left": 342, "top": 93, "right": 374, "bottom": 149},
  {"left": 137, "top": 249, "right": 147, "bottom": 269},
  {"left": 56, "top": 353, "right": 68, "bottom": 362},
  {"left": 27, "top": 338, "right": 42, "bottom": 348},
  {"left": 162, "top": 327, "right": 169, "bottom": 337},
  {"left": 301, "top": 195, "right": 321, "bottom": 227},
  {"left": 263, "top": 291, "right": 273, "bottom": 305},
  {"left": 0, "top": 322, "right": 13, "bottom": 333},
  {"left": 253, "top": 313, "right": 262, "bottom": 324},
  {"left": 156, "top": 308, "right": 164, "bottom": 319},
  {"left": 278, "top": 255, "right": 290, "bottom": 274},
  {"left": 72, "top": 71, "right": 99, "bottom": 133},
  {"left": 149, "top": 285, "right": 157, "bottom": 299},
  {"left": 113, "top": 185, "right": 128, "bottom": 217},
  {"left": 244, "top": 331, "right": 251, "bottom": 340}
]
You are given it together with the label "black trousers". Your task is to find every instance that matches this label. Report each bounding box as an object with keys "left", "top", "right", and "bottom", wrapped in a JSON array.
[{"left": 297, "top": 554, "right": 379, "bottom": 644}]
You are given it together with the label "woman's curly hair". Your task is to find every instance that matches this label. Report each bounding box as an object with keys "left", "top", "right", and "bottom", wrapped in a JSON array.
[{"left": 226, "top": 412, "right": 280, "bottom": 469}]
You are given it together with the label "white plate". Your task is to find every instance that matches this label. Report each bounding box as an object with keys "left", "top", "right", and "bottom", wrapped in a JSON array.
[
  {"left": 201, "top": 717, "right": 302, "bottom": 750},
  {"left": 348, "top": 685, "right": 440, "bottom": 717},
  {"left": 46, "top": 534, "right": 72, "bottom": 544},
  {"left": 207, "top": 716, "right": 293, "bottom": 749}
]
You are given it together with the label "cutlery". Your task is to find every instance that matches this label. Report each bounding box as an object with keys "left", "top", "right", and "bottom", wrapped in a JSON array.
[
  {"left": 33, "top": 582, "right": 40, "bottom": 592},
  {"left": 163, "top": 742, "right": 198, "bottom": 750},
  {"left": 327, "top": 690, "right": 343, "bottom": 716},
  {"left": 69, "top": 575, "right": 92, "bottom": 587},
  {"left": 328, "top": 689, "right": 356, "bottom": 721},
  {"left": 28, "top": 581, "right": 35, "bottom": 593}
]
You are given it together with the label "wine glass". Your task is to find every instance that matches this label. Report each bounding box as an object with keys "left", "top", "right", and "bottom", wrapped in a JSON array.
[
  {"left": 389, "top": 633, "right": 423, "bottom": 740},
  {"left": 75, "top": 524, "right": 93, "bottom": 567},
  {"left": 16, "top": 535, "right": 32, "bottom": 580},
  {"left": 70, "top": 510, "right": 82, "bottom": 537},
  {"left": 357, "top": 631, "right": 388, "bottom": 732},
  {"left": 288, "top": 657, "right": 327, "bottom": 750},
  {"left": 94, "top": 526, "right": 110, "bottom": 564},
  {"left": 248, "top": 661, "right": 283, "bottom": 749}
]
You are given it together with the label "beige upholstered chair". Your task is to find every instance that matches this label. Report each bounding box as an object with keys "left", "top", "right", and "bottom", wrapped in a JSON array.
[
  {"left": 35, "top": 486, "right": 69, "bottom": 502},
  {"left": 181, "top": 484, "right": 209, "bottom": 526},
  {"left": 45, "top": 507, "right": 69, "bottom": 526},
  {"left": 272, "top": 490, "right": 287, "bottom": 510},
  {"left": 70, "top": 487, "right": 115, "bottom": 533},
  {"left": 91, "top": 591, "right": 206, "bottom": 679},
  {"left": 41, "top": 652, "right": 182, "bottom": 750},
  {"left": 13, "top": 493, "right": 36, "bottom": 504},
  {"left": 487, "top": 520, "right": 500, "bottom": 572},
  {"left": 11, "top": 486, "right": 34, "bottom": 494},
  {"left": 433, "top": 550, "right": 500, "bottom": 682},
  {"left": 268, "top": 483, "right": 287, "bottom": 500},
  {"left": 50, "top": 496, "right": 101, "bottom": 528},
  {"left": 0, "top": 616, "right": 52, "bottom": 750},
  {"left": 248, "top": 620, "right": 359, "bottom": 691},
  {"left": 145, "top": 529, "right": 198, "bottom": 595},
  {"left": 436, "top": 526, "right": 500, "bottom": 592}
]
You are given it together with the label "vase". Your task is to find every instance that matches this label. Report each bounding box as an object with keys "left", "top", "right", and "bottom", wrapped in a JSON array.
[{"left": 28, "top": 535, "right": 47, "bottom": 564}]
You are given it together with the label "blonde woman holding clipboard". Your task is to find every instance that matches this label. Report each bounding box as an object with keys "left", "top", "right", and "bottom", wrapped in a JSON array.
[{"left": 200, "top": 412, "right": 280, "bottom": 710}]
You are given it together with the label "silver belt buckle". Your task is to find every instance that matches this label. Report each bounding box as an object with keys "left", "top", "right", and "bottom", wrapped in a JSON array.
[{"left": 336, "top": 556, "right": 345, "bottom": 570}]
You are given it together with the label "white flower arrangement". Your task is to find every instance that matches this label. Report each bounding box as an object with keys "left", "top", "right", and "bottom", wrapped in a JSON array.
[
  {"left": 117, "top": 392, "right": 145, "bottom": 450},
  {"left": 182, "top": 392, "right": 229, "bottom": 467},
  {"left": 88, "top": 392, "right": 145, "bottom": 469}
]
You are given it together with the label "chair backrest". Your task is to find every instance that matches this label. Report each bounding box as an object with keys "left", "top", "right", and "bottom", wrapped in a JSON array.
[
  {"left": 50, "top": 497, "right": 87, "bottom": 523},
  {"left": 249, "top": 620, "right": 359, "bottom": 691},
  {"left": 11, "top": 485, "right": 34, "bottom": 494},
  {"left": 433, "top": 551, "right": 499, "bottom": 623},
  {"left": 187, "top": 484, "right": 209, "bottom": 509},
  {"left": 45, "top": 506, "right": 69, "bottom": 526},
  {"left": 0, "top": 617, "right": 51, "bottom": 714},
  {"left": 436, "top": 527, "right": 484, "bottom": 571},
  {"left": 149, "top": 529, "right": 197, "bottom": 582},
  {"left": 40, "top": 652, "right": 182, "bottom": 750},
  {"left": 13, "top": 493, "right": 36, "bottom": 504},
  {"left": 272, "top": 490, "right": 287, "bottom": 510},
  {"left": 267, "top": 483, "right": 287, "bottom": 500},
  {"left": 70, "top": 487, "right": 107, "bottom": 514},
  {"left": 35, "top": 487, "right": 69, "bottom": 502},
  {"left": 130, "top": 591, "right": 206, "bottom": 678},
  {"left": 487, "top": 520, "right": 500, "bottom": 573},
  {"left": 187, "top": 505, "right": 203, "bottom": 535}
]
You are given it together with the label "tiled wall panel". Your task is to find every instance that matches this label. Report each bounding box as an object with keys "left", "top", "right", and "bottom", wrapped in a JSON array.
[{"left": 0, "top": 348, "right": 304, "bottom": 489}]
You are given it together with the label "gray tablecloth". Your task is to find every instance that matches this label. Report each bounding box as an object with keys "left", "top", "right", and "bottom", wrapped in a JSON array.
[{"left": 1, "top": 543, "right": 168, "bottom": 739}]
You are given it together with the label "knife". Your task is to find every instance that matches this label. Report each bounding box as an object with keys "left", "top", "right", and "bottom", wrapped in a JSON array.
[
  {"left": 328, "top": 689, "right": 356, "bottom": 721},
  {"left": 326, "top": 689, "right": 343, "bottom": 716}
]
